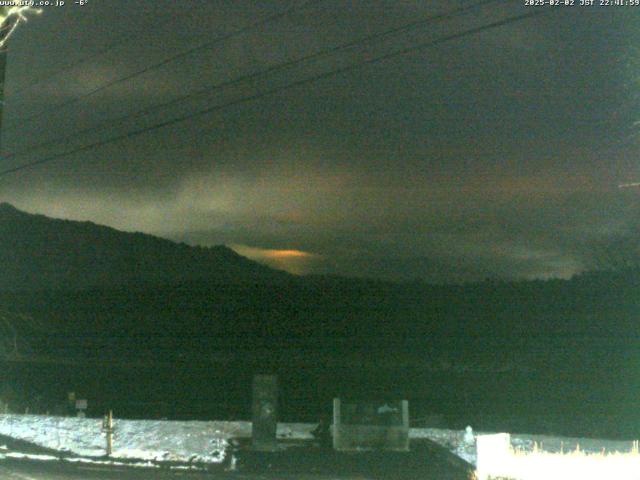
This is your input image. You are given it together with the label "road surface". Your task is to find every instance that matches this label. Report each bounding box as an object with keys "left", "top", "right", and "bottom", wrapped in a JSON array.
[
  {"left": 0, "top": 460, "right": 376, "bottom": 480},
  {"left": 0, "top": 459, "right": 218, "bottom": 479},
  {"left": 0, "top": 439, "right": 474, "bottom": 479}
]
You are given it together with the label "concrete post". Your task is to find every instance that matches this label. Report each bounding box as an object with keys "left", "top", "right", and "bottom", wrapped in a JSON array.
[
  {"left": 332, "top": 398, "right": 341, "bottom": 450},
  {"left": 252, "top": 375, "right": 278, "bottom": 451}
]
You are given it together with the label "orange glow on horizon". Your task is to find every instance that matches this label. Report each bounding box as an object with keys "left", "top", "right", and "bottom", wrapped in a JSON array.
[
  {"left": 230, "top": 244, "right": 319, "bottom": 275},
  {"left": 261, "top": 249, "right": 311, "bottom": 259}
]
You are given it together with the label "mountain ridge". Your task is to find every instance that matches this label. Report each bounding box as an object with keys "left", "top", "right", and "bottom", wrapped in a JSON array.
[{"left": 0, "top": 202, "right": 290, "bottom": 290}]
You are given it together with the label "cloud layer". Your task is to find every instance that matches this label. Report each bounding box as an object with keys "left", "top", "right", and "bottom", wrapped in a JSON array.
[{"left": 1, "top": 1, "right": 639, "bottom": 282}]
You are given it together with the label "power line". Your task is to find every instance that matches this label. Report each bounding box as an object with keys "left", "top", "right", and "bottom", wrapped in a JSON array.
[
  {"left": 0, "top": 0, "right": 507, "bottom": 162},
  {"left": 0, "top": 9, "right": 549, "bottom": 179},
  {"left": 6, "top": 7, "right": 196, "bottom": 99},
  {"left": 4, "top": 0, "right": 320, "bottom": 131}
]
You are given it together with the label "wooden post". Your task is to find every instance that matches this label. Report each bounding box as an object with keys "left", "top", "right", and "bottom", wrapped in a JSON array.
[{"left": 103, "top": 410, "right": 113, "bottom": 456}]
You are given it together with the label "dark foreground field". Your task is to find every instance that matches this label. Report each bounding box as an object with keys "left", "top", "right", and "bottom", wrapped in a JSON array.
[
  {"left": 238, "top": 440, "right": 474, "bottom": 480},
  {"left": 0, "top": 439, "right": 473, "bottom": 480},
  {"left": 3, "top": 270, "right": 640, "bottom": 440}
]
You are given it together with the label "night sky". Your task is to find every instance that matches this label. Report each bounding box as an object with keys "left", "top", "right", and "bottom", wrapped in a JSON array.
[{"left": 1, "top": 1, "right": 639, "bottom": 282}]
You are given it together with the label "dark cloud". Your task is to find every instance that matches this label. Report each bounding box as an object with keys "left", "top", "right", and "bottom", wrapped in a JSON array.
[{"left": 0, "top": 1, "right": 639, "bottom": 281}]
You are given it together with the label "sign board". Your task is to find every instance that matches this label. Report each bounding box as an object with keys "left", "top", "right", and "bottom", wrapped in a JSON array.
[
  {"left": 333, "top": 398, "right": 409, "bottom": 451},
  {"left": 75, "top": 399, "right": 88, "bottom": 410}
]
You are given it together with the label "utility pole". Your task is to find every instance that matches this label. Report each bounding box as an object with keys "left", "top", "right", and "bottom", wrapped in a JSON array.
[
  {"left": 0, "top": 49, "right": 6, "bottom": 151},
  {"left": 0, "top": 14, "right": 13, "bottom": 154},
  {"left": 0, "top": 7, "right": 42, "bottom": 152}
]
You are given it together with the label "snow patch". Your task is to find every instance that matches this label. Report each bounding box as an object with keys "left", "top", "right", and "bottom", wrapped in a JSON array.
[
  {"left": 0, "top": 415, "right": 319, "bottom": 465},
  {"left": 0, "top": 415, "right": 232, "bottom": 463},
  {"left": 0, "top": 414, "right": 627, "bottom": 471}
]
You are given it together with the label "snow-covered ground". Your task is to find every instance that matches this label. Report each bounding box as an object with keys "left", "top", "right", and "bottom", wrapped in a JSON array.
[
  {"left": 0, "top": 415, "right": 234, "bottom": 464},
  {"left": 0, "top": 415, "right": 320, "bottom": 465},
  {"left": 410, "top": 427, "right": 639, "bottom": 467},
  {"left": 0, "top": 414, "right": 634, "bottom": 470}
]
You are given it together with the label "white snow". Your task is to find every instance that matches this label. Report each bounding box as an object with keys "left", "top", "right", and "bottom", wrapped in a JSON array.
[
  {"left": 0, "top": 414, "right": 632, "bottom": 471},
  {"left": 409, "top": 427, "right": 640, "bottom": 468},
  {"left": 0, "top": 415, "right": 321, "bottom": 465},
  {"left": 0, "top": 415, "right": 233, "bottom": 463},
  {"left": 0, "top": 415, "right": 479, "bottom": 465}
]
